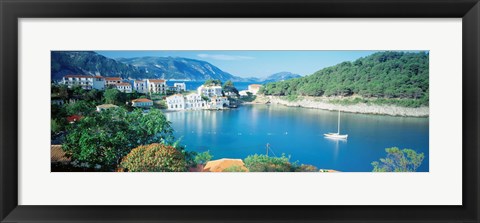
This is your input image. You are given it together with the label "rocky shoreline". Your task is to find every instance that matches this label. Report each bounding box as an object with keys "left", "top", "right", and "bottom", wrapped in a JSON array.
[{"left": 248, "top": 95, "right": 429, "bottom": 117}]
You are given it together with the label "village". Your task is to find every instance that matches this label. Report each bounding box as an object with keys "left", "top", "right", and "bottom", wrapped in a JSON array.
[{"left": 57, "top": 74, "right": 262, "bottom": 112}]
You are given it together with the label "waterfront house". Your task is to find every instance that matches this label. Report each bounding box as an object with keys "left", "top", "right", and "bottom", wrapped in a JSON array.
[
  {"left": 185, "top": 93, "right": 207, "bottom": 110},
  {"left": 96, "top": 104, "right": 118, "bottom": 112},
  {"left": 105, "top": 77, "right": 122, "bottom": 86},
  {"left": 207, "top": 96, "right": 230, "bottom": 109},
  {"left": 197, "top": 85, "right": 223, "bottom": 97},
  {"left": 248, "top": 84, "right": 262, "bottom": 95},
  {"left": 174, "top": 83, "right": 186, "bottom": 92},
  {"left": 131, "top": 98, "right": 153, "bottom": 108},
  {"left": 166, "top": 94, "right": 185, "bottom": 110},
  {"left": 115, "top": 82, "right": 132, "bottom": 93},
  {"left": 147, "top": 79, "right": 167, "bottom": 94},
  {"left": 62, "top": 75, "right": 105, "bottom": 90}
]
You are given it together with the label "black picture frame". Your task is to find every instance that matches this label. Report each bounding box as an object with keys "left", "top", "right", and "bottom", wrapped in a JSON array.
[{"left": 1, "top": 0, "right": 479, "bottom": 222}]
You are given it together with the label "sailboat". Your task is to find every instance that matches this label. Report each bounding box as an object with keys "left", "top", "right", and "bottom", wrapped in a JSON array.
[{"left": 324, "top": 110, "right": 348, "bottom": 139}]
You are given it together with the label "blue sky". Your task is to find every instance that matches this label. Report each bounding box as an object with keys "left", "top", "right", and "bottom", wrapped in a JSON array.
[{"left": 96, "top": 50, "right": 380, "bottom": 78}]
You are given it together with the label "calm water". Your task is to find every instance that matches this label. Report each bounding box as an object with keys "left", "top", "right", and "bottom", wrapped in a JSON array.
[
  {"left": 163, "top": 104, "right": 429, "bottom": 172},
  {"left": 167, "top": 81, "right": 254, "bottom": 91}
]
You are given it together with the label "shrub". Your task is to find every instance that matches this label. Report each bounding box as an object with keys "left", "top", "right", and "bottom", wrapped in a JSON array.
[
  {"left": 371, "top": 147, "right": 425, "bottom": 172},
  {"left": 194, "top": 151, "right": 213, "bottom": 165},
  {"left": 295, "top": 164, "right": 319, "bottom": 172},
  {"left": 120, "top": 143, "right": 187, "bottom": 172},
  {"left": 223, "top": 165, "right": 247, "bottom": 172},
  {"left": 244, "top": 154, "right": 293, "bottom": 172}
]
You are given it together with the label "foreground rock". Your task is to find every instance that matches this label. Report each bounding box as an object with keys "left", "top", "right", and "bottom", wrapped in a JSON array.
[
  {"left": 203, "top": 159, "right": 249, "bottom": 172},
  {"left": 254, "top": 95, "right": 429, "bottom": 117}
]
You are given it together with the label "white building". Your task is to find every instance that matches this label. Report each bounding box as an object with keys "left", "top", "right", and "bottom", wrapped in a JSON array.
[
  {"left": 62, "top": 75, "right": 105, "bottom": 90},
  {"left": 115, "top": 83, "right": 132, "bottom": 93},
  {"left": 96, "top": 104, "right": 118, "bottom": 112},
  {"left": 132, "top": 80, "right": 148, "bottom": 93},
  {"left": 174, "top": 83, "right": 186, "bottom": 92},
  {"left": 207, "top": 96, "right": 230, "bottom": 109},
  {"left": 147, "top": 79, "right": 167, "bottom": 94},
  {"left": 105, "top": 77, "right": 122, "bottom": 86},
  {"left": 248, "top": 84, "right": 262, "bottom": 95},
  {"left": 184, "top": 93, "right": 207, "bottom": 110},
  {"left": 165, "top": 94, "right": 185, "bottom": 110},
  {"left": 131, "top": 98, "right": 153, "bottom": 108},
  {"left": 197, "top": 85, "right": 223, "bottom": 97}
]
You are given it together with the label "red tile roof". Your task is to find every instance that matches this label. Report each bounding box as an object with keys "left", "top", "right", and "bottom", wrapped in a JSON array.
[
  {"left": 105, "top": 77, "right": 122, "bottom": 81},
  {"left": 64, "top": 75, "right": 94, "bottom": 78},
  {"left": 116, "top": 83, "right": 131, "bottom": 86},
  {"left": 132, "top": 98, "right": 153, "bottom": 103},
  {"left": 148, "top": 79, "right": 165, "bottom": 83},
  {"left": 66, "top": 115, "right": 83, "bottom": 123}
]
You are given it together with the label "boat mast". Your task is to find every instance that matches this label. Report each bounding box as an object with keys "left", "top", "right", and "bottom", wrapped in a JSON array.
[{"left": 337, "top": 110, "right": 340, "bottom": 134}]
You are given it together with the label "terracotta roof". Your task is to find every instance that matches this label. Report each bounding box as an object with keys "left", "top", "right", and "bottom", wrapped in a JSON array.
[
  {"left": 249, "top": 84, "right": 262, "bottom": 87},
  {"left": 132, "top": 98, "right": 153, "bottom": 103},
  {"left": 134, "top": 80, "right": 145, "bottom": 83},
  {"left": 66, "top": 115, "right": 83, "bottom": 123},
  {"left": 148, "top": 79, "right": 166, "bottom": 83},
  {"left": 64, "top": 74, "right": 94, "bottom": 78},
  {"left": 105, "top": 77, "right": 122, "bottom": 81},
  {"left": 116, "top": 83, "right": 131, "bottom": 87},
  {"left": 203, "top": 159, "right": 249, "bottom": 172},
  {"left": 51, "top": 145, "right": 71, "bottom": 163}
]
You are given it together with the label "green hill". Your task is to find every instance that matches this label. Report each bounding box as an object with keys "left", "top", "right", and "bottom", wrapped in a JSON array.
[{"left": 260, "top": 51, "right": 429, "bottom": 107}]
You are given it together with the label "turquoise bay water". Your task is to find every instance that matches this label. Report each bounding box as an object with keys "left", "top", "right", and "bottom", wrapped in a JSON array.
[
  {"left": 163, "top": 104, "right": 429, "bottom": 172},
  {"left": 167, "top": 81, "right": 254, "bottom": 91}
]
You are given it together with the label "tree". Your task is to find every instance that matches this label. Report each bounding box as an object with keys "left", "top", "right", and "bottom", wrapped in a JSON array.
[
  {"left": 371, "top": 147, "right": 425, "bottom": 172},
  {"left": 65, "top": 100, "right": 93, "bottom": 116},
  {"left": 204, "top": 79, "right": 222, "bottom": 86},
  {"left": 62, "top": 107, "right": 174, "bottom": 170},
  {"left": 120, "top": 143, "right": 187, "bottom": 172},
  {"left": 222, "top": 80, "right": 239, "bottom": 96},
  {"left": 103, "top": 88, "right": 121, "bottom": 105}
]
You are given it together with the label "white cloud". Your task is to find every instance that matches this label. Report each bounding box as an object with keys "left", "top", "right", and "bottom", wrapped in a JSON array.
[{"left": 197, "top": 54, "right": 254, "bottom": 61}]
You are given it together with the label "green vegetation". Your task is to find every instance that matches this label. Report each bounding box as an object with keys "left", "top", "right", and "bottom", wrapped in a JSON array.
[
  {"left": 204, "top": 79, "right": 222, "bottom": 86},
  {"left": 120, "top": 143, "right": 187, "bottom": 172},
  {"left": 62, "top": 108, "right": 174, "bottom": 170},
  {"left": 223, "top": 80, "right": 239, "bottom": 96},
  {"left": 244, "top": 154, "right": 293, "bottom": 172},
  {"left": 261, "top": 52, "right": 429, "bottom": 107},
  {"left": 223, "top": 165, "right": 247, "bottom": 172},
  {"left": 239, "top": 92, "right": 256, "bottom": 102},
  {"left": 194, "top": 151, "right": 213, "bottom": 165},
  {"left": 371, "top": 147, "right": 425, "bottom": 172}
]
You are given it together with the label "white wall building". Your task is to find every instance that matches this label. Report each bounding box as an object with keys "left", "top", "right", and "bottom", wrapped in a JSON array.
[
  {"left": 147, "top": 79, "right": 167, "bottom": 94},
  {"left": 132, "top": 80, "right": 148, "bottom": 93},
  {"left": 62, "top": 75, "right": 105, "bottom": 90},
  {"left": 105, "top": 77, "right": 122, "bottom": 86},
  {"left": 184, "top": 93, "right": 207, "bottom": 110},
  {"left": 174, "top": 83, "right": 187, "bottom": 92},
  {"left": 197, "top": 85, "right": 223, "bottom": 97},
  {"left": 248, "top": 84, "right": 262, "bottom": 95},
  {"left": 207, "top": 96, "right": 230, "bottom": 109},
  {"left": 96, "top": 104, "right": 118, "bottom": 112},
  {"left": 166, "top": 94, "right": 185, "bottom": 110},
  {"left": 115, "top": 83, "right": 132, "bottom": 93}
]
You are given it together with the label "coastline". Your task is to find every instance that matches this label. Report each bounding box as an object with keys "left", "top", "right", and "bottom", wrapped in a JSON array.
[{"left": 247, "top": 95, "right": 429, "bottom": 117}]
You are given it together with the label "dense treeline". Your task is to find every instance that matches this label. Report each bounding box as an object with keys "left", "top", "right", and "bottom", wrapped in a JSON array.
[{"left": 260, "top": 51, "right": 429, "bottom": 107}]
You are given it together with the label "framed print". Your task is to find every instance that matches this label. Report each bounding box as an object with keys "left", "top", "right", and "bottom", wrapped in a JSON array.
[{"left": 1, "top": 0, "right": 479, "bottom": 222}]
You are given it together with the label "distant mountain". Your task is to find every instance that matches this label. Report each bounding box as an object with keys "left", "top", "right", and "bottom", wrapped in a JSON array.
[
  {"left": 242, "top": 72, "right": 302, "bottom": 84},
  {"left": 51, "top": 51, "right": 244, "bottom": 82},
  {"left": 117, "top": 57, "right": 243, "bottom": 82},
  {"left": 51, "top": 51, "right": 146, "bottom": 80},
  {"left": 262, "top": 72, "right": 302, "bottom": 83}
]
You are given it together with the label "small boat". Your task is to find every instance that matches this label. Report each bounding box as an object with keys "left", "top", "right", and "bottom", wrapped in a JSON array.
[{"left": 324, "top": 110, "right": 348, "bottom": 139}]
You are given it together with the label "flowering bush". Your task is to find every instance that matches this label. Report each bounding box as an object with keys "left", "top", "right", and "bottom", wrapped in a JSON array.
[{"left": 120, "top": 143, "right": 187, "bottom": 172}]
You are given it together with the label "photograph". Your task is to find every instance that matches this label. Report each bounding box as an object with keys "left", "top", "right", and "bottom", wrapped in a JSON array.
[{"left": 50, "top": 50, "right": 429, "bottom": 172}]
